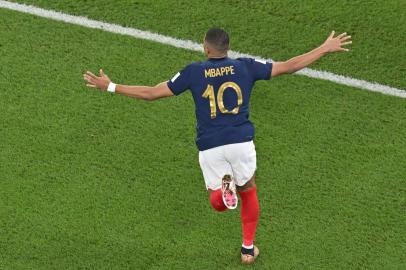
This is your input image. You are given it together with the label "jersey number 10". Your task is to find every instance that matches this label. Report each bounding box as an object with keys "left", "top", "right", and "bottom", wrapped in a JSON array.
[{"left": 202, "top": 82, "right": 243, "bottom": 119}]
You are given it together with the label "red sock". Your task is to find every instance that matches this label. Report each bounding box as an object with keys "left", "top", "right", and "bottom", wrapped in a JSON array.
[
  {"left": 210, "top": 189, "right": 227, "bottom": 212},
  {"left": 238, "top": 186, "right": 259, "bottom": 247}
]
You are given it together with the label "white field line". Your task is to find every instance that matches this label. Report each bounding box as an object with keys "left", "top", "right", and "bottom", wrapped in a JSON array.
[{"left": 1, "top": 0, "right": 405, "bottom": 98}]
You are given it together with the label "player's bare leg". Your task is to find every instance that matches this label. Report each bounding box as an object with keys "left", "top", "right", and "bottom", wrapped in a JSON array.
[
  {"left": 237, "top": 175, "right": 260, "bottom": 264},
  {"left": 237, "top": 175, "right": 256, "bottom": 192}
]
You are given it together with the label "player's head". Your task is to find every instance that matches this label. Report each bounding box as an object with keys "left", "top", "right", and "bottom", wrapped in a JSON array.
[{"left": 204, "top": 28, "right": 230, "bottom": 57}]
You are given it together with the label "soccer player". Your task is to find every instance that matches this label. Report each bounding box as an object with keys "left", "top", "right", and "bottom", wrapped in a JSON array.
[{"left": 83, "top": 28, "right": 351, "bottom": 264}]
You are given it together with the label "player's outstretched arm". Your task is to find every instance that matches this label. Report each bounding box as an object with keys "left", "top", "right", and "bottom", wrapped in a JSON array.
[
  {"left": 83, "top": 69, "right": 174, "bottom": 100},
  {"left": 271, "top": 31, "right": 352, "bottom": 77}
]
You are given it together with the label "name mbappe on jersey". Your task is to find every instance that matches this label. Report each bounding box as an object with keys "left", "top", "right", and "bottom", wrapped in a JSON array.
[{"left": 204, "top": 65, "right": 235, "bottom": 78}]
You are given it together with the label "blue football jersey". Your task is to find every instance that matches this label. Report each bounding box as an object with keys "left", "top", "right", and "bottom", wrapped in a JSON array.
[{"left": 167, "top": 57, "right": 273, "bottom": 151}]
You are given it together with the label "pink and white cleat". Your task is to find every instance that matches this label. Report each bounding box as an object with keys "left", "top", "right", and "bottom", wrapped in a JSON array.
[{"left": 221, "top": 175, "right": 238, "bottom": 209}]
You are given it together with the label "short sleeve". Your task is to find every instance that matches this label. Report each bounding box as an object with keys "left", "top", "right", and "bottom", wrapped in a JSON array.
[
  {"left": 167, "top": 64, "right": 192, "bottom": 96},
  {"left": 238, "top": 58, "right": 273, "bottom": 81}
]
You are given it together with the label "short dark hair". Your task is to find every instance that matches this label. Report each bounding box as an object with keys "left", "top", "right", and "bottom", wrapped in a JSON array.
[{"left": 204, "top": 28, "right": 230, "bottom": 53}]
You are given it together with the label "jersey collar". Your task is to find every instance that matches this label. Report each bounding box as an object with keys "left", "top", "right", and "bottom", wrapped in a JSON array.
[{"left": 208, "top": 56, "right": 228, "bottom": 61}]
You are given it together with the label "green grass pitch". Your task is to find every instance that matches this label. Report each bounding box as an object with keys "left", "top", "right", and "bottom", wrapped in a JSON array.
[{"left": 1, "top": 1, "right": 405, "bottom": 269}]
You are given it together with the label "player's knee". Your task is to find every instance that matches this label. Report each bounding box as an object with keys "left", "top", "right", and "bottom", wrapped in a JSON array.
[
  {"left": 237, "top": 175, "right": 256, "bottom": 192},
  {"left": 209, "top": 190, "right": 227, "bottom": 212},
  {"left": 210, "top": 200, "right": 227, "bottom": 212}
]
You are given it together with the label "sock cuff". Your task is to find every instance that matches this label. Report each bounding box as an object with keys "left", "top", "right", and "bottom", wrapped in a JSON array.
[
  {"left": 238, "top": 185, "right": 257, "bottom": 197},
  {"left": 242, "top": 244, "right": 254, "bottom": 249}
]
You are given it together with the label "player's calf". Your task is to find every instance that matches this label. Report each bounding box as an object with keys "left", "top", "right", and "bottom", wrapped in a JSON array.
[{"left": 237, "top": 176, "right": 259, "bottom": 264}]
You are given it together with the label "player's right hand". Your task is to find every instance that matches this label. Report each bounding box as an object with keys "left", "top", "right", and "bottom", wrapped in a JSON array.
[
  {"left": 322, "top": 31, "right": 352, "bottom": 53},
  {"left": 83, "top": 69, "right": 111, "bottom": 91}
]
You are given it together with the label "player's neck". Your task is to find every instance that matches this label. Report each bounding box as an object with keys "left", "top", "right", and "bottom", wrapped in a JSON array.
[{"left": 208, "top": 53, "right": 228, "bottom": 59}]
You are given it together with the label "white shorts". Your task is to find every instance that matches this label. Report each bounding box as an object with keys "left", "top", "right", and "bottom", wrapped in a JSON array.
[{"left": 198, "top": 141, "right": 256, "bottom": 190}]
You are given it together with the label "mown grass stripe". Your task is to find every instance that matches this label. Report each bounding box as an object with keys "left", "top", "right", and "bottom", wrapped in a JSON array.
[{"left": 1, "top": 0, "right": 405, "bottom": 98}]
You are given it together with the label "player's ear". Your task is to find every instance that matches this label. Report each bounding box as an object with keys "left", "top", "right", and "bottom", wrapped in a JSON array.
[
  {"left": 204, "top": 48, "right": 209, "bottom": 57},
  {"left": 203, "top": 42, "right": 210, "bottom": 56}
]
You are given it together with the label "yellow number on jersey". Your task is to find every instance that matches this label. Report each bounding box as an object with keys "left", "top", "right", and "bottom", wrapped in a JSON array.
[
  {"left": 202, "top": 82, "right": 243, "bottom": 119},
  {"left": 202, "top": 84, "right": 216, "bottom": 119}
]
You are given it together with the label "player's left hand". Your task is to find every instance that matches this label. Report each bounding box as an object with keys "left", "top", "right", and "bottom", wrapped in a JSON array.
[
  {"left": 322, "top": 31, "right": 352, "bottom": 53},
  {"left": 83, "top": 69, "right": 111, "bottom": 91}
]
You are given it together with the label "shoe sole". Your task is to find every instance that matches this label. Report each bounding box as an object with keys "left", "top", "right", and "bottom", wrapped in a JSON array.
[{"left": 222, "top": 175, "right": 238, "bottom": 209}]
